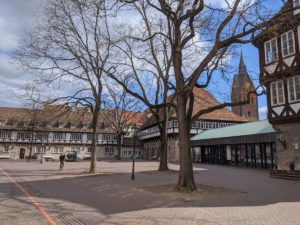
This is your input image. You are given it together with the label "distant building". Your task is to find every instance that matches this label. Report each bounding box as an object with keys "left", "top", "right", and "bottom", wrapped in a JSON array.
[
  {"left": 139, "top": 87, "right": 248, "bottom": 161},
  {"left": 252, "top": 0, "right": 300, "bottom": 171},
  {"left": 231, "top": 53, "right": 259, "bottom": 120},
  {"left": 0, "top": 106, "right": 143, "bottom": 160}
]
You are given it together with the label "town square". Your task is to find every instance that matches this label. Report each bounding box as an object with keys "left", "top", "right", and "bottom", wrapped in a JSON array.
[{"left": 0, "top": 0, "right": 300, "bottom": 224}]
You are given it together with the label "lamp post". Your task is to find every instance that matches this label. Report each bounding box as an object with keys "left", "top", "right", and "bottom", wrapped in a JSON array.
[
  {"left": 131, "top": 125, "right": 139, "bottom": 180},
  {"left": 40, "top": 142, "right": 45, "bottom": 164},
  {"left": 276, "top": 129, "right": 286, "bottom": 150}
]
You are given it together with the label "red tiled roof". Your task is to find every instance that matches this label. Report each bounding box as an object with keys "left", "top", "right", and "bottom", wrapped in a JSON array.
[
  {"left": 0, "top": 106, "right": 144, "bottom": 133},
  {"left": 142, "top": 88, "right": 249, "bottom": 129}
]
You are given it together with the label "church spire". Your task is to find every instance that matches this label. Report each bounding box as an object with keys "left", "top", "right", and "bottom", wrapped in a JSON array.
[{"left": 239, "top": 51, "right": 247, "bottom": 76}]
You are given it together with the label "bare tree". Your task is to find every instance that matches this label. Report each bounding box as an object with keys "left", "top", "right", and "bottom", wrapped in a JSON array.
[
  {"left": 103, "top": 83, "right": 142, "bottom": 160},
  {"left": 108, "top": 1, "right": 177, "bottom": 170},
  {"left": 16, "top": 0, "right": 116, "bottom": 173},
  {"left": 110, "top": 0, "right": 280, "bottom": 191}
]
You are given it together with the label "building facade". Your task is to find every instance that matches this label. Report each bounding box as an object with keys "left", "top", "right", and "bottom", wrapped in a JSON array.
[
  {"left": 232, "top": 53, "right": 259, "bottom": 120},
  {"left": 139, "top": 88, "right": 248, "bottom": 161},
  {"left": 0, "top": 106, "right": 143, "bottom": 160},
  {"left": 252, "top": 0, "right": 300, "bottom": 171}
]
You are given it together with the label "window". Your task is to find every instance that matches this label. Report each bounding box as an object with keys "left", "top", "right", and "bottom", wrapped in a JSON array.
[
  {"left": 173, "top": 120, "right": 178, "bottom": 127},
  {"left": 104, "top": 147, "right": 114, "bottom": 154},
  {"left": 71, "top": 146, "right": 80, "bottom": 152},
  {"left": 35, "top": 132, "right": 48, "bottom": 140},
  {"left": 0, "top": 120, "right": 5, "bottom": 125},
  {"left": 36, "top": 146, "right": 46, "bottom": 153},
  {"left": 281, "top": 30, "right": 295, "bottom": 57},
  {"left": 70, "top": 123, "right": 76, "bottom": 129},
  {"left": 81, "top": 124, "right": 88, "bottom": 129},
  {"left": 271, "top": 81, "right": 285, "bottom": 106},
  {"left": 53, "top": 133, "right": 66, "bottom": 141},
  {"left": 87, "top": 133, "right": 93, "bottom": 141},
  {"left": 58, "top": 123, "right": 64, "bottom": 128},
  {"left": 205, "top": 122, "right": 211, "bottom": 129},
  {"left": 87, "top": 147, "right": 92, "bottom": 152},
  {"left": 0, "top": 131, "right": 11, "bottom": 139},
  {"left": 265, "top": 38, "right": 278, "bottom": 64},
  {"left": 295, "top": 0, "right": 300, "bottom": 7},
  {"left": 288, "top": 76, "right": 300, "bottom": 102},
  {"left": 53, "top": 146, "right": 64, "bottom": 153},
  {"left": 70, "top": 133, "right": 82, "bottom": 141},
  {"left": 17, "top": 131, "right": 31, "bottom": 140},
  {"left": 3, "top": 145, "right": 9, "bottom": 153}
]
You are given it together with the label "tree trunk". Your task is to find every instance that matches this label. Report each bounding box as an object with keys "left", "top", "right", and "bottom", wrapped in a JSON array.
[
  {"left": 89, "top": 107, "right": 100, "bottom": 174},
  {"left": 176, "top": 93, "right": 196, "bottom": 192},
  {"left": 117, "top": 133, "right": 122, "bottom": 160},
  {"left": 158, "top": 117, "right": 168, "bottom": 171}
]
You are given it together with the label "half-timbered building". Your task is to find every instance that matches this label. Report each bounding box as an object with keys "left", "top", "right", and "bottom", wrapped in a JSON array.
[
  {"left": 139, "top": 87, "right": 248, "bottom": 161},
  {"left": 0, "top": 106, "right": 143, "bottom": 160},
  {"left": 253, "top": 0, "right": 300, "bottom": 171}
]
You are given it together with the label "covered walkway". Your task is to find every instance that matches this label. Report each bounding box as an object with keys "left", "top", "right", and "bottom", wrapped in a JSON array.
[{"left": 191, "top": 120, "right": 277, "bottom": 169}]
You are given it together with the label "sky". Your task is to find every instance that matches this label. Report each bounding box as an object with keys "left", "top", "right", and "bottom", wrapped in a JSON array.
[{"left": 0, "top": 0, "right": 284, "bottom": 120}]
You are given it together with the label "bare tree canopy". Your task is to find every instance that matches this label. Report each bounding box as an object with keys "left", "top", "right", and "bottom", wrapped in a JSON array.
[
  {"left": 16, "top": 0, "right": 117, "bottom": 173},
  {"left": 108, "top": 0, "right": 282, "bottom": 191}
]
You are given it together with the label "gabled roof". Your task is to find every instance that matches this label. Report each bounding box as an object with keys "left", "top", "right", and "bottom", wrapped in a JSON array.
[
  {"left": 142, "top": 87, "right": 249, "bottom": 129},
  {"left": 191, "top": 120, "right": 276, "bottom": 145},
  {"left": 0, "top": 106, "right": 144, "bottom": 133}
]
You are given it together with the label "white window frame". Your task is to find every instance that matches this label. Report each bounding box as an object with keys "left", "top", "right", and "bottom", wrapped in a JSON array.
[
  {"left": 270, "top": 80, "right": 285, "bottom": 106},
  {"left": 70, "top": 133, "right": 82, "bottom": 141},
  {"left": 71, "top": 146, "right": 81, "bottom": 152},
  {"left": 287, "top": 76, "right": 300, "bottom": 103},
  {"left": 104, "top": 147, "right": 114, "bottom": 155},
  {"left": 264, "top": 38, "right": 278, "bottom": 64},
  {"left": 3, "top": 145, "right": 9, "bottom": 153},
  {"left": 53, "top": 146, "right": 64, "bottom": 154},
  {"left": 281, "top": 30, "right": 295, "bottom": 58},
  {"left": 294, "top": 0, "right": 300, "bottom": 14},
  {"left": 71, "top": 123, "right": 76, "bottom": 129},
  {"left": 0, "top": 120, "right": 6, "bottom": 125},
  {"left": 58, "top": 123, "right": 64, "bottom": 128},
  {"left": 35, "top": 146, "right": 46, "bottom": 153}
]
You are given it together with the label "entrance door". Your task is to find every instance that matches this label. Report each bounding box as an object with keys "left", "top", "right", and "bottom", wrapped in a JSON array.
[{"left": 19, "top": 149, "right": 25, "bottom": 159}]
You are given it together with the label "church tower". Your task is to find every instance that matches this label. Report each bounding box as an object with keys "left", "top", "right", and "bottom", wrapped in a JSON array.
[{"left": 231, "top": 53, "right": 259, "bottom": 120}]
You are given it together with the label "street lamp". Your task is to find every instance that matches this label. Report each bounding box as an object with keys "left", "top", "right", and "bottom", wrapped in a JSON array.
[
  {"left": 131, "top": 125, "right": 139, "bottom": 180},
  {"left": 276, "top": 129, "right": 286, "bottom": 150}
]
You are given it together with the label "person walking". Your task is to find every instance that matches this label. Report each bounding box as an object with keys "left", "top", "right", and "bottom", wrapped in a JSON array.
[{"left": 59, "top": 152, "right": 65, "bottom": 171}]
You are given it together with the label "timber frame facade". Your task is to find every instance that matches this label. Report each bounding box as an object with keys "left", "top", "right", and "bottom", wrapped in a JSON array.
[
  {"left": 0, "top": 106, "right": 143, "bottom": 160},
  {"left": 253, "top": 0, "right": 300, "bottom": 170}
]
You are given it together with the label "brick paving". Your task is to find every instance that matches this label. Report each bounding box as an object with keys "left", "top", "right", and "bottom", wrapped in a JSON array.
[{"left": 0, "top": 160, "right": 300, "bottom": 225}]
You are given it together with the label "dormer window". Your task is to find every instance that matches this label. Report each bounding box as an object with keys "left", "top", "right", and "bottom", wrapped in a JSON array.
[
  {"left": 281, "top": 30, "right": 295, "bottom": 57},
  {"left": 82, "top": 124, "right": 88, "bottom": 129},
  {"left": 0, "top": 120, "right": 5, "bottom": 125},
  {"left": 58, "top": 123, "right": 64, "bottom": 128},
  {"left": 70, "top": 123, "right": 76, "bottom": 129},
  {"left": 265, "top": 38, "right": 278, "bottom": 64}
]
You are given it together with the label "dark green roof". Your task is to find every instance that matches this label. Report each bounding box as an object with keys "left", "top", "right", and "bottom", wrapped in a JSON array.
[{"left": 191, "top": 120, "right": 276, "bottom": 145}]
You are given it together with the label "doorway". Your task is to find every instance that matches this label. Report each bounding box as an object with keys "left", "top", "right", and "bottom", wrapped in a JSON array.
[{"left": 19, "top": 149, "right": 25, "bottom": 159}]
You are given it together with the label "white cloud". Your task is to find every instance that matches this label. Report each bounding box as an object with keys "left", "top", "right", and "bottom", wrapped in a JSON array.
[{"left": 259, "top": 106, "right": 268, "bottom": 120}]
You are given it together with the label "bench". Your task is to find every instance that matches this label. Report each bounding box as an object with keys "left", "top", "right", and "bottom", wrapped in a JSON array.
[
  {"left": 43, "top": 155, "right": 54, "bottom": 161},
  {"left": 0, "top": 154, "right": 10, "bottom": 159}
]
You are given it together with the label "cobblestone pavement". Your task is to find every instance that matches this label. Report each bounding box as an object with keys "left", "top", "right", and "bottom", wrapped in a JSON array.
[{"left": 0, "top": 160, "right": 300, "bottom": 225}]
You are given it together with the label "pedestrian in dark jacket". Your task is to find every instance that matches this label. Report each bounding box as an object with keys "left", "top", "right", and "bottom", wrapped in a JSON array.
[{"left": 59, "top": 153, "right": 65, "bottom": 171}]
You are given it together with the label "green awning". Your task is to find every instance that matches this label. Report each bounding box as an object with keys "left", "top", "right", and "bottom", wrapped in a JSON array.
[{"left": 191, "top": 120, "right": 276, "bottom": 146}]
